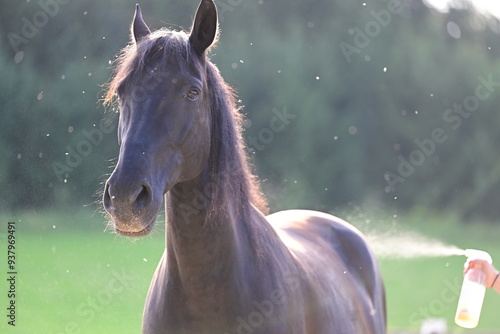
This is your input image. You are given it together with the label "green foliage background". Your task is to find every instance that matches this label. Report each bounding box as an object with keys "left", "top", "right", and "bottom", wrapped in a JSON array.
[{"left": 2, "top": 0, "right": 500, "bottom": 221}]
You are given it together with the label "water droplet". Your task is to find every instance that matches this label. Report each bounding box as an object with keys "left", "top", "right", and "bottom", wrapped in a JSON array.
[
  {"left": 37, "top": 92, "right": 44, "bottom": 100},
  {"left": 333, "top": 136, "right": 338, "bottom": 140},
  {"left": 315, "top": 76, "right": 320, "bottom": 80},
  {"left": 348, "top": 126, "right": 357, "bottom": 135},
  {"left": 243, "top": 119, "right": 252, "bottom": 128},
  {"left": 17, "top": 154, "right": 22, "bottom": 159},
  {"left": 88, "top": 72, "right": 92, "bottom": 77},
  {"left": 447, "top": 21, "right": 461, "bottom": 39},
  {"left": 38, "top": 152, "right": 43, "bottom": 158},
  {"left": 383, "top": 67, "right": 387, "bottom": 72},
  {"left": 61, "top": 74, "right": 66, "bottom": 80},
  {"left": 83, "top": 11, "right": 88, "bottom": 15},
  {"left": 68, "top": 126, "right": 74, "bottom": 133},
  {"left": 14, "top": 51, "right": 24, "bottom": 64},
  {"left": 52, "top": 225, "right": 56, "bottom": 229},
  {"left": 82, "top": 91, "right": 86, "bottom": 94}
]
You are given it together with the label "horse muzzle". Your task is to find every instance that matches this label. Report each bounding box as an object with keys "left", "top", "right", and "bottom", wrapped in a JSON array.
[{"left": 103, "top": 176, "right": 162, "bottom": 237}]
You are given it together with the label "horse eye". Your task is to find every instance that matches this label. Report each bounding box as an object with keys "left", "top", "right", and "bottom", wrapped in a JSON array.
[{"left": 186, "top": 89, "right": 200, "bottom": 101}]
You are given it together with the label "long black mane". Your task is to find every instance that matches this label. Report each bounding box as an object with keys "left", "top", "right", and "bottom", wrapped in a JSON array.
[{"left": 104, "top": 29, "right": 268, "bottom": 218}]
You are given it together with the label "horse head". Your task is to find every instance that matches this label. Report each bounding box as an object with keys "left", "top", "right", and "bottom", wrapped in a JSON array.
[{"left": 103, "top": 0, "right": 218, "bottom": 237}]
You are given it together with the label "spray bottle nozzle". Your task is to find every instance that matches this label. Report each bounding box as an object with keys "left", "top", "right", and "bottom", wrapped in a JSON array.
[{"left": 464, "top": 249, "right": 492, "bottom": 264}]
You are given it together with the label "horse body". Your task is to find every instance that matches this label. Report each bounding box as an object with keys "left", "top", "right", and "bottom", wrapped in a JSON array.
[
  {"left": 142, "top": 191, "right": 385, "bottom": 334},
  {"left": 103, "top": 1, "right": 386, "bottom": 333}
]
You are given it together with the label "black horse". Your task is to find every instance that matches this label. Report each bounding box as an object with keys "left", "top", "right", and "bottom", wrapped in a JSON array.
[{"left": 103, "top": 1, "right": 386, "bottom": 333}]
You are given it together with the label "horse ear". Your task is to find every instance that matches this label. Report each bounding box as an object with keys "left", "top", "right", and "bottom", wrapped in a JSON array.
[
  {"left": 132, "top": 4, "right": 151, "bottom": 43},
  {"left": 189, "top": 0, "right": 218, "bottom": 56}
]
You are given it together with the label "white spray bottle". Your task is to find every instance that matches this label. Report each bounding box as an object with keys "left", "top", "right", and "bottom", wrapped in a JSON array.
[{"left": 454, "top": 249, "right": 492, "bottom": 328}]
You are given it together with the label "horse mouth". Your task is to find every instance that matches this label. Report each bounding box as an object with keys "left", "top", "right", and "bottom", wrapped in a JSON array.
[{"left": 114, "top": 220, "right": 155, "bottom": 237}]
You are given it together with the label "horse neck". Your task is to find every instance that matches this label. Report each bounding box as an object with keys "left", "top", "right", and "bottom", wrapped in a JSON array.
[
  {"left": 163, "top": 167, "right": 256, "bottom": 296},
  {"left": 154, "top": 165, "right": 295, "bottom": 331}
]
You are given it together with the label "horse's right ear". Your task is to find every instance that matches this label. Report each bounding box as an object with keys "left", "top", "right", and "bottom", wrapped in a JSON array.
[
  {"left": 189, "top": 0, "right": 218, "bottom": 56},
  {"left": 132, "top": 4, "right": 151, "bottom": 43}
]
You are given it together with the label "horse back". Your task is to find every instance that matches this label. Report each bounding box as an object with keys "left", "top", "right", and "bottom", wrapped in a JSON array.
[{"left": 267, "top": 209, "right": 386, "bottom": 334}]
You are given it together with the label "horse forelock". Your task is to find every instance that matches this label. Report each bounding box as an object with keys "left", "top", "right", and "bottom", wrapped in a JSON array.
[{"left": 104, "top": 29, "right": 194, "bottom": 106}]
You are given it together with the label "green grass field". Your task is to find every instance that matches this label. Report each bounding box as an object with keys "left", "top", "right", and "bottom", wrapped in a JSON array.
[{"left": 1, "top": 208, "right": 499, "bottom": 333}]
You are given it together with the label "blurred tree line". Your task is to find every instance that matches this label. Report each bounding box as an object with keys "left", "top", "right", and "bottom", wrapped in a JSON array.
[{"left": 1, "top": 0, "right": 500, "bottom": 222}]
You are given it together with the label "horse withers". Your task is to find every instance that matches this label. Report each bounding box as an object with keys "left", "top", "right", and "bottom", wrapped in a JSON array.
[{"left": 103, "top": 1, "right": 386, "bottom": 333}]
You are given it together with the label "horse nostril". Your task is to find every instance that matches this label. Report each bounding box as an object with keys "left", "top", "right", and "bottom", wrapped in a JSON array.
[
  {"left": 134, "top": 185, "right": 151, "bottom": 209},
  {"left": 103, "top": 183, "right": 114, "bottom": 211},
  {"left": 104, "top": 181, "right": 152, "bottom": 213}
]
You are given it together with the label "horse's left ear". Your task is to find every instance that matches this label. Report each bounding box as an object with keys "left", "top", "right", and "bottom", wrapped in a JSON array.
[
  {"left": 132, "top": 4, "right": 151, "bottom": 43},
  {"left": 189, "top": 0, "right": 218, "bottom": 56}
]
